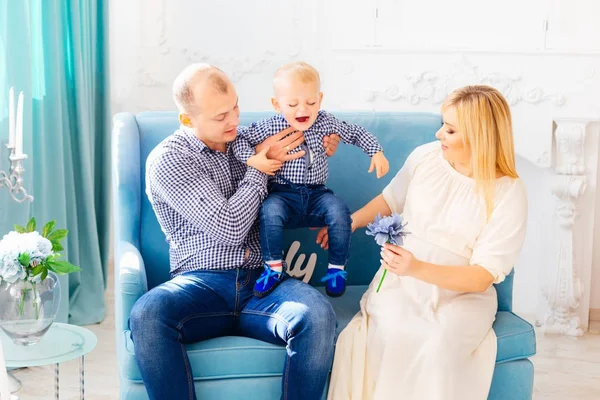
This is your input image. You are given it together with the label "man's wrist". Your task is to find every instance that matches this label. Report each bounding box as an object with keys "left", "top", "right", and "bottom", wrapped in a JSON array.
[{"left": 245, "top": 166, "right": 268, "bottom": 185}]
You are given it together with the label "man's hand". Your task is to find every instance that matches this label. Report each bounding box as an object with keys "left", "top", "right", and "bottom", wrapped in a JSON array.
[
  {"left": 247, "top": 146, "right": 283, "bottom": 176},
  {"left": 368, "top": 151, "right": 390, "bottom": 179},
  {"left": 323, "top": 134, "right": 341, "bottom": 157},
  {"left": 256, "top": 127, "right": 306, "bottom": 162}
]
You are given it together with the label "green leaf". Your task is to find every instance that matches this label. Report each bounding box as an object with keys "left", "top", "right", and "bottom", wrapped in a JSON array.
[
  {"left": 41, "top": 220, "right": 56, "bottom": 237},
  {"left": 26, "top": 217, "right": 36, "bottom": 232},
  {"left": 47, "top": 229, "right": 68, "bottom": 242},
  {"left": 47, "top": 260, "right": 81, "bottom": 274},
  {"left": 30, "top": 264, "right": 45, "bottom": 277},
  {"left": 14, "top": 225, "right": 26, "bottom": 233},
  {"left": 41, "top": 269, "right": 48, "bottom": 281},
  {"left": 18, "top": 253, "right": 30, "bottom": 267},
  {"left": 51, "top": 240, "right": 64, "bottom": 252}
]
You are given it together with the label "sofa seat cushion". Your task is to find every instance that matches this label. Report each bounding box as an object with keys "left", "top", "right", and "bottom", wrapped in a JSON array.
[
  {"left": 492, "top": 311, "right": 536, "bottom": 363},
  {"left": 121, "top": 285, "right": 535, "bottom": 381}
]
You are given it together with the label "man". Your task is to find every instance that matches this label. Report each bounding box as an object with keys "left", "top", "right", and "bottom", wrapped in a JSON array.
[{"left": 129, "top": 63, "right": 340, "bottom": 400}]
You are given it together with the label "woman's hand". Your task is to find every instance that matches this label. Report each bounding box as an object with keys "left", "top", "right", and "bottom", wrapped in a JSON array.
[
  {"left": 380, "top": 243, "right": 420, "bottom": 276},
  {"left": 314, "top": 218, "right": 356, "bottom": 250},
  {"left": 256, "top": 127, "right": 306, "bottom": 162}
]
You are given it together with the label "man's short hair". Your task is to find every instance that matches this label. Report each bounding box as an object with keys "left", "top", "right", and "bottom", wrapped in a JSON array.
[{"left": 172, "top": 63, "right": 229, "bottom": 113}]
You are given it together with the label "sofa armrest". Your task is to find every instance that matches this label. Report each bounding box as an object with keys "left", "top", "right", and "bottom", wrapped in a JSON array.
[
  {"left": 111, "top": 112, "right": 142, "bottom": 247},
  {"left": 115, "top": 240, "right": 148, "bottom": 333}
]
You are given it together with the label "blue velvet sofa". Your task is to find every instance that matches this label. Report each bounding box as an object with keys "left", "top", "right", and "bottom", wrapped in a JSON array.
[{"left": 111, "top": 111, "right": 536, "bottom": 399}]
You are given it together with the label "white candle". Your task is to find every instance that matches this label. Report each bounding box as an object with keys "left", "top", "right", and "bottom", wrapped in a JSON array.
[
  {"left": 8, "top": 87, "right": 14, "bottom": 148},
  {"left": 15, "top": 92, "right": 23, "bottom": 157}
]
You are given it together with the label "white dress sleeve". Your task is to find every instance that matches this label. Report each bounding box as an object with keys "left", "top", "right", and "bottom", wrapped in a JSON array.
[
  {"left": 469, "top": 179, "right": 528, "bottom": 284},
  {"left": 382, "top": 141, "right": 439, "bottom": 213}
]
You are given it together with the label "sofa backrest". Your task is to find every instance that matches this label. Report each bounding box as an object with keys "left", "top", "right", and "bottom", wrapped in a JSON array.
[{"left": 129, "top": 111, "right": 513, "bottom": 311}]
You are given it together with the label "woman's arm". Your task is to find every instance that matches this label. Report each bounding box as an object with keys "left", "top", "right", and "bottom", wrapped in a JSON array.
[
  {"left": 381, "top": 243, "right": 495, "bottom": 293},
  {"left": 351, "top": 194, "right": 392, "bottom": 230},
  {"left": 410, "top": 262, "right": 495, "bottom": 293}
]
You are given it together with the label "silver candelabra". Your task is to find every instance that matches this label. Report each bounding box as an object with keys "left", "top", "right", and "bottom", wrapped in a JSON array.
[
  {"left": 3, "top": 88, "right": 33, "bottom": 203},
  {"left": 0, "top": 148, "right": 33, "bottom": 203}
]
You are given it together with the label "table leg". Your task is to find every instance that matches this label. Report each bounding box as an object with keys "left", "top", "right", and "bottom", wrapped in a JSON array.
[
  {"left": 7, "top": 372, "right": 21, "bottom": 400},
  {"left": 55, "top": 363, "right": 59, "bottom": 400},
  {"left": 79, "top": 355, "right": 84, "bottom": 400},
  {"left": 7, "top": 372, "right": 20, "bottom": 393}
]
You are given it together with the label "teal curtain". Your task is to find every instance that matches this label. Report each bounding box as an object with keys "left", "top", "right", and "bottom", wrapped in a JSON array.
[{"left": 0, "top": 0, "right": 110, "bottom": 325}]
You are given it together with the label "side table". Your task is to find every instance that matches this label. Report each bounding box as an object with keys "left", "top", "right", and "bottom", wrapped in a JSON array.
[{"left": 0, "top": 323, "right": 97, "bottom": 399}]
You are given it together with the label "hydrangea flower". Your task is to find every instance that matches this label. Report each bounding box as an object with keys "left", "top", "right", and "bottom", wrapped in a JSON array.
[
  {"left": 365, "top": 213, "right": 410, "bottom": 292},
  {"left": 366, "top": 213, "right": 410, "bottom": 246},
  {"left": 0, "top": 232, "right": 52, "bottom": 284}
]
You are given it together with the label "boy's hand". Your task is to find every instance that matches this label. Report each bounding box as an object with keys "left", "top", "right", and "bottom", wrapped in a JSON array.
[
  {"left": 247, "top": 146, "right": 283, "bottom": 176},
  {"left": 368, "top": 151, "right": 389, "bottom": 178}
]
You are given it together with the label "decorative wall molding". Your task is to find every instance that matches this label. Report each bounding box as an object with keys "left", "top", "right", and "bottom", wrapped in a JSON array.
[
  {"left": 554, "top": 123, "right": 586, "bottom": 175},
  {"left": 536, "top": 151, "right": 550, "bottom": 166},
  {"left": 179, "top": 49, "right": 302, "bottom": 83},
  {"left": 539, "top": 120, "right": 593, "bottom": 336},
  {"left": 365, "top": 55, "right": 567, "bottom": 107},
  {"left": 135, "top": 0, "right": 307, "bottom": 87}
]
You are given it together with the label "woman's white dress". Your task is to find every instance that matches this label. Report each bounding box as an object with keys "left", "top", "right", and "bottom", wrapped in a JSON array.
[{"left": 328, "top": 141, "right": 528, "bottom": 400}]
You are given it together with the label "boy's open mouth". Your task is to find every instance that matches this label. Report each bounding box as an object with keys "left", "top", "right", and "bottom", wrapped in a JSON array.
[{"left": 296, "top": 116, "right": 309, "bottom": 123}]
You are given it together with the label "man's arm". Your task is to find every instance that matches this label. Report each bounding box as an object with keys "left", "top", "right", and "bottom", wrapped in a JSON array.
[
  {"left": 231, "top": 134, "right": 257, "bottom": 164},
  {"left": 319, "top": 111, "right": 383, "bottom": 156},
  {"left": 232, "top": 124, "right": 272, "bottom": 163},
  {"left": 149, "top": 151, "right": 267, "bottom": 246}
]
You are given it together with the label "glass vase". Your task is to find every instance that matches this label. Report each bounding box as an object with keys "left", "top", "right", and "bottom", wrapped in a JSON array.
[{"left": 0, "top": 271, "right": 61, "bottom": 346}]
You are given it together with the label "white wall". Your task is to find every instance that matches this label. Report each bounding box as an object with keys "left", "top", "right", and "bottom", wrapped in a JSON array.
[{"left": 109, "top": 0, "right": 600, "bottom": 321}]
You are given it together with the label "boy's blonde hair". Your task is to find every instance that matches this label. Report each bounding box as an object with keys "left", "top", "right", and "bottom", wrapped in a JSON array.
[
  {"left": 273, "top": 61, "right": 321, "bottom": 94},
  {"left": 442, "top": 85, "right": 518, "bottom": 219}
]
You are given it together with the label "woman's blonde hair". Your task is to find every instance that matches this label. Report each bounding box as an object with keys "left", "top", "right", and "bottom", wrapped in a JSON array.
[{"left": 442, "top": 85, "right": 518, "bottom": 219}]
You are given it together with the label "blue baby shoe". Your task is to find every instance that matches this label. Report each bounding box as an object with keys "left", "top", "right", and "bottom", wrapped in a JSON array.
[
  {"left": 321, "top": 268, "right": 348, "bottom": 297},
  {"left": 254, "top": 263, "right": 283, "bottom": 298}
]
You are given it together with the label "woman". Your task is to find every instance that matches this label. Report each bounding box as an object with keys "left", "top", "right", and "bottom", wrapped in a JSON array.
[{"left": 321, "top": 85, "right": 528, "bottom": 400}]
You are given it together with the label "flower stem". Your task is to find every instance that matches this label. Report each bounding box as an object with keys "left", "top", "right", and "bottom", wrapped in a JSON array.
[
  {"left": 18, "top": 287, "right": 31, "bottom": 316},
  {"left": 376, "top": 238, "right": 392, "bottom": 293},
  {"left": 32, "top": 281, "right": 39, "bottom": 320},
  {"left": 19, "top": 289, "right": 26, "bottom": 316},
  {"left": 376, "top": 270, "right": 387, "bottom": 293}
]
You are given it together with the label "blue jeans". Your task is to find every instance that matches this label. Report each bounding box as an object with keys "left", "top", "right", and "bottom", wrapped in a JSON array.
[
  {"left": 260, "top": 183, "right": 352, "bottom": 266},
  {"left": 129, "top": 268, "right": 336, "bottom": 400}
]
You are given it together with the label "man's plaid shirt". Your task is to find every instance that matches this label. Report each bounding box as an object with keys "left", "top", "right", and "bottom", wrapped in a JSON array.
[
  {"left": 145, "top": 128, "right": 267, "bottom": 276},
  {"left": 232, "top": 110, "right": 383, "bottom": 185}
]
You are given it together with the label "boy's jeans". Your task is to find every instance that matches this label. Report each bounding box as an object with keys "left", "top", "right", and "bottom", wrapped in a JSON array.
[
  {"left": 260, "top": 183, "right": 352, "bottom": 266},
  {"left": 130, "top": 268, "right": 336, "bottom": 400}
]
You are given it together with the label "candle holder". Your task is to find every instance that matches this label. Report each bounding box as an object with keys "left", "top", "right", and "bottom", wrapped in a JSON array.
[{"left": 0, "top": 145, "right": 33, "bottom": 203}]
